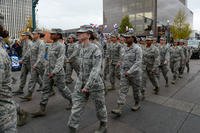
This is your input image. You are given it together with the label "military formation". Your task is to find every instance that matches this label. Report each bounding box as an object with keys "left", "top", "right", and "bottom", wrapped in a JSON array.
[{"left": 0, "top": 23, "right": 192, "bottom": 133}]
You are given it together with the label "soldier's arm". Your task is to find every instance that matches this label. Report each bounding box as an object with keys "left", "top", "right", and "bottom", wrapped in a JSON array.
[
  {"left": 165, "top": 47, "right": 170, "bottom": 62},
  {"left": 180, "top": 48, "right": 185, "bottom": 64},
  {"left": 153, "top": 47, "right": 160, "bottom": 69},
  {"left": 84, "top": 48, "right": 102, "bottom": 90},
  {"left": 34, "top": 41, "right": 45, "bottom": 67},
  {"left": 127, "top": 46, "right": 142, "bottom": 74},
  {"left": 21, "top": 48, "right": 31, "bottom": 62},
  {"left": 69, "top": 44, "right": 80, "bottom": 61},
  {"left": 52, "top": 45, "right": 65, "bottom": 74}
]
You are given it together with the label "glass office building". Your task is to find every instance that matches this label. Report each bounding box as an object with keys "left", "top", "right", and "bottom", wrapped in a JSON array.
[
  {"left": 0, "top": 13, "right": 3, "bottom": 26},
  {"left": 103, "top": 0, "right": 193, "bottom": 36},
  {"left": 0, "top": 0, "right": 32, "bottom": 39}
]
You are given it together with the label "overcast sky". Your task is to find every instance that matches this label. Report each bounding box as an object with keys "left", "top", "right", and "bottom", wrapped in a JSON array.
[{"left": 37, "top": 0, "right": 200, "bottom": 31}]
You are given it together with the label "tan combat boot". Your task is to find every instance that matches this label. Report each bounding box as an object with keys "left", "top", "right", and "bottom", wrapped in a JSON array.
[
  {"left": 94, "top": 121, "right": 107, "bottom": 133},
  {"left": 153, "top": 87, "right": 160, "bottom": 95},
  {"left": 19, "top": 92, "right": 32, "bottom": 101},
  {"left": 131, "top": 101, "right": 141, "bottom": 111},
  {"left": 17, "top": 109, "right": 28, "bottom": 126},
  {"left": 68, "top": 126, "right": 76, "bottom": 133},
  {"left": 111, "top": 104, "right": 123, "bottom": 116},
  {"left": 31, "top": 104, "right": 46, "bottom": 118}
]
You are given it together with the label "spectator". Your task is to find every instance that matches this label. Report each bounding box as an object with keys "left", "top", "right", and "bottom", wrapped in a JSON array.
[{"left": 12, "top": 40, "right": 22, "bottom": 57}]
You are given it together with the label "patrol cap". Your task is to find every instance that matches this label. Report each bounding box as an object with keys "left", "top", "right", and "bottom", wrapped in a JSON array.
[
  {"left": 50, "top": 28, "right": 63, "bottom": 34},
  {"left": 77, "top": 25, "right": 93, "bottom": 33},
  {"left": 21, "top": 32, "right": 32, "bottom": 37},
  {"left": 174, "top": 39, "right": 179, "bottom": 43},
  {"left": 121, "top": 30, "right": 135, "bottom": 38},
  {"left": 141, "top": 37, "right": 146, "bottom": 41},
  {"left": 179, "top": 39, "right": 184, "bottom": 43},
  {"left": 110, "top": 32, "right": 119, "bottom": 38},
  {"left": 160, "top": 37, "right": 166, "bottom": 40},
  {"left": 32, "top": 29, "right": 43, "bottom": 34},
  {"left": 146, "top": 36, "right": 153, "bottom": 41},
  {"left": 68, "top": 34, "right": 77, "bottom": 39}
]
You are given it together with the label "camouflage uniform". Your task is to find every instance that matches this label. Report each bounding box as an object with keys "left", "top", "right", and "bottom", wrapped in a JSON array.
[
  {"left": 140, "top": 44, "right": 148, "bottom": 96},
  {"left": 68, "top": 43, "right": 107, "bottom": 129},
  {"left": 65, "top": 42, "right": 80, "bottom": 84},
  {"left": 186, "top": 46, "right": 192, "bottom": 73},
  {"left": 19, "top": 39, "right": 32, "bottom": 88},
  {"left": 143, "top": 44, "right": 160, "bottom": 92},
  {"left": 0, "top": 45, "right": 17, "bottom": 132},
  {"left": 109, "top": 42, "right": 121, "bottom": 88},
  {"left": 23, "top": 39, "right": 45, "bottom": 95},
  {"left": 103, "top": 42, "right": 110, "bottom": 80},
  {"left": 179, "top": 45, "right": 188, "bottom": 75},
  {"left": 40, "top": 40, "right": 72, "bottom": 106},
  {"left": 117, "top": 44, "right": 142, "bottom": 105},
  {"left": 158, "top": 45, "right": 170, "bottom": 86},
  {"left": 169, "top": 46, "right": 184, "bottom": 83}
]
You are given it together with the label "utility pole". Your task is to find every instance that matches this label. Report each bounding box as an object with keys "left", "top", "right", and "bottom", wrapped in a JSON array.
[
  {"left": 32, "top": 0, "right": 39, "bottom": 31},
  {"left": 153, "top": 0, "right": 157, "bottom": 38}
]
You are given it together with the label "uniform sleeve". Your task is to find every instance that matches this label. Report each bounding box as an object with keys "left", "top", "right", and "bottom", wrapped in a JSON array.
[
  {"left": 22, "top": 41, "right": 32, "bottom": 63},
  {"left": 153, "top": 47, "right": 160, "bottom": 69},
  {"left": 34, "top": 41, "right": 45, "bottom": 67},
  {"left": 21, "top": 48, "right": 31, "bottom": 62},
  {"left": 84, "top": 48, "right": 102, "bottom": 90},
  {"left": 165, "top": 47, "right": 170, "bottom": 62},
  {"left": 180, "top": 47, "right": 185, "bottom": 64},
  {"left": 69, "top": 44, "right": 80, "bottom": 61},
  {"left": 52, "top": 45, "right": 65, "bottom": 74},
  {"left": 127, "top": 46, "right": 142, "bottom": 74}
]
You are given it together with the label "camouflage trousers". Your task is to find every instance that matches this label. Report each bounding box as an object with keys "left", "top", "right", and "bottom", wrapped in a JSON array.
[
  {"left": 109, "top": 63, "right": 120, "bottom": 85},
  {"left": 27, "top": 68, "right": 43, "bottom": 93},
  {"left": 103, "top": 58, "right": 109, "bottom": 80},
  {"left": 40, "top": 74, "right": 72, "bottom": 106},
  {"left": 186, "top": 60, "right": 190, "bottom": 72},
  {"left": 117, "top": 72, "right": 141, "bottom": 105},
  {"left": 141, "top": 68, "right": 148, "bottom": 94},
  {"left": 64, "top": 61, "right": 80, "bottom": 84},
  {"left": 159, "top": 64, "right": 169, "bottom": 84},
  {"left": 0, "top": 102, "right": 17, "bottom": 133},
  {"left": 179, "top": 60, "right": 186, "bottom": 75},
  {"left": 18, "top": 64, "right": 31, "bottom": 91},
  {"left": 170, "top": 60, "right": 180, "bottom": 80},
  {"left": 145, "top": 67, "right": 160, "bottom": 88},
  {"left": 68, "top": 90, "right": 107, "bottom": 129}
]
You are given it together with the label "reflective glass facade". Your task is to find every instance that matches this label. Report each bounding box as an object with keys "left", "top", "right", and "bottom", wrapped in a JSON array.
[
  {"left": 0, "top": 13, "right": 3, "bottom": 25},
  {"left": 0, "top": 0, "right": 32, "bottom": 39},
  {"left": 103, "top": 0, "right": 193, "bottom": 35}
]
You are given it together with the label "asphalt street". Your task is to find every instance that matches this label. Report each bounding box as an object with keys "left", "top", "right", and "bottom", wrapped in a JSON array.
[{"left": 12, "top": 60, "right": 200, "bottom": 133}]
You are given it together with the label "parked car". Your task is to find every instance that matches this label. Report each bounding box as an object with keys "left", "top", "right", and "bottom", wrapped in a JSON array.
[{"left": 188, "top": 39, "right": 200, "bottom": 59}]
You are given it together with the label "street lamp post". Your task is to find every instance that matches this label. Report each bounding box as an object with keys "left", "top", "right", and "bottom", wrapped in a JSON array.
[
  {"left": 32, "top": 0, "right": 39, "bottom": 31},
  {"left": 167, "top": 20, "right": 170, "bottom": 43}
]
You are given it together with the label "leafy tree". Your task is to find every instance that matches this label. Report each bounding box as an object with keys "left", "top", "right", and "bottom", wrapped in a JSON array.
[
  {"left": 118, "top": 15, "right": 134, "bottom": 33},
  {"left": 20, "top": 17, "right": 33, "bottom": 35},
  {"left": 171, "top": 9, "right": 192, "bottom": 40}
]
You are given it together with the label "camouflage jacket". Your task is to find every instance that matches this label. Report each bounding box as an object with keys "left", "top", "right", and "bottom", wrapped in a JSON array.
[
  {"left": 121, "top": 44, "right": 142, "bottom": 74},
  {"left": 143, "top": 44, "right": 160, "bottom": 70},
  {"left": 108, "top": 42, "right": 122, "bottom": 65},
  {"left": 158, "top": 45, "right": 170, "bottom": 65},
  {"left": 182, "top": 46, "right": 189, "bottom": 61},
  {"left": 23, "top": 39, "right": 45, "bottom": 68},
  {"left": 75, "top": 43, "right": 104, "bottom": 92},
  {"left": 0, "top": 46, "right": 16, "bottom": 130},
  {"left": 21, "top": 39, "right": 33, "bottom": 64},
  {"left": 44, "top": 41, "right": 65, "bottom": 75},
  {"left": 169, "top": 46, "right": 184, "bottom": 63}
]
